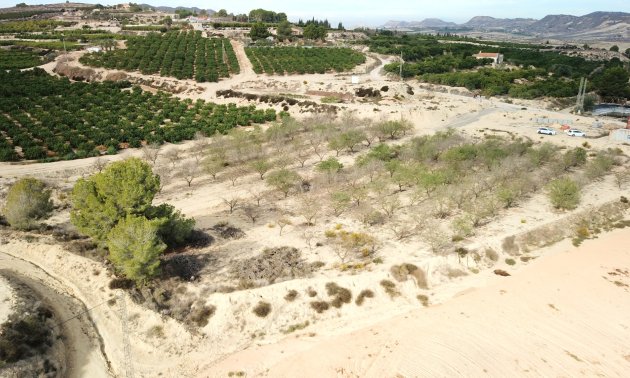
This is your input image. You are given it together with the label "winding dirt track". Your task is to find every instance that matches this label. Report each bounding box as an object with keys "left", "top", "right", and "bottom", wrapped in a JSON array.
[{"left": 0, "top": 252, "right": 113, "bottom": 378}]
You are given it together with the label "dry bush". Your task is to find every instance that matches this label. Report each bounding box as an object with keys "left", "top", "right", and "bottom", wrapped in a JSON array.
[
  {"left": 230, "top": 247, "right": 313, "bottom": 285},
  {"left": 307, "top": 287, "right": 317, "bottom": 297},
  {"left": 146, "top": 325, "right": 165, "bottom": 339},
  {"left": 252, "top": 301, "right": 272, "bottom": 318},
  {"left": 417, "top": 294, "right": 429, "bottom": 307},
  {"left": 380, "top": 279, "right": 400, "bottom": 298},
  {"left": 494, "top": 269, "right": 511, "bottom": 276},
  {"left": 284, "top": 290, "right": 298, "bottom": 302},
  {"left": 443, "top": 266, "right": 468, "bottom": 279},
  {"left": 188, "top": 304, "right": 216, "bottom": 327},
  {"left": 485, "top": 248, "right": 499, "bottom": 262},
  {"left": 388, "top": 263, "right": 430, "bottom": 289},
  {"left": 355, "top": 289, "right": 375, "bottom": 306},
  {"left": 282, "top": 321, "right": 310, "bottom": 334},
  {"left": 310, "top": 301, "right": 330, "bottom": 313},
  {"left": 501, "top": 235, "right": 519, "bottom": 255},
  {"left": 212, "top": 222, "right": 245, "bottom": 239},
  {"left": 325, "top": 282, "right": 352, "bottom": 308},
  {"left": 109, "top": 278, "right": 135, "bottom": 290}
]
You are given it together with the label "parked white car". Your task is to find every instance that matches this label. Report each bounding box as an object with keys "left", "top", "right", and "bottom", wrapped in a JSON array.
[
  {"left": 537, "top": 127, "right": 557, "bottom": 135},
  {"left": 566, "top": 129, "right": 586, "bottom": 137}
]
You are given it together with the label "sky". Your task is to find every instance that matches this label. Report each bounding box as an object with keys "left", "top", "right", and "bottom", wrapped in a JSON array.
[{"left": 8, "top": 0, "right": 630, "bottom": 27}]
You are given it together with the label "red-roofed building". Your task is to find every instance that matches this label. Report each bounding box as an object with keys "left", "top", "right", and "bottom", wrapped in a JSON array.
[{"left": 473, "top": 51, "right": 504, "bottom": 66}]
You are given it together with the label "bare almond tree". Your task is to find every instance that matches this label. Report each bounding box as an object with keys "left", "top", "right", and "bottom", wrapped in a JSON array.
[
  {"left": 153, "top": 164, "right": 172, "bottom": 193},
  {"left": 163, "top": 148, "right": 181, "bottom": 167},
  {"left": 141, "top": 143, "right": 161, "bottom": 165},
  {"left": 241, "top": 204, "right": 259, "bottom": 224},
  {"left": 224, "top": 166, "right": 247, "bottom": 186},
  {"left": 298, "top": 194, "right": 320, "bottom": 226},
  {"left": 248, "top": 188, "right": 266, "bottom": 207},
  {"left": 276, "top": 217, "right": 292, "bottom": 236},
  {"left": 179, "top": 161, "right": 200, "bottom": 187},
  {"left": 92, "top": 157, "right": 107, "bottom": 173},
  {"left": 222, "top": 197, "right": 240, "bottom": 214}
]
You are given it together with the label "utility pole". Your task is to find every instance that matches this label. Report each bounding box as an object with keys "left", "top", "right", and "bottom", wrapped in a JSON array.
[
  {"left": 118, "top": 292, "right": 134, "bottom": 378},
  {"left": 575, "top": 77, "right": 587, "bottom": 114}
]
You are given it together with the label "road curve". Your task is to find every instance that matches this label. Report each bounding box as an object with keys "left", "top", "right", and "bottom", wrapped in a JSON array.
[{"left": 0, "top": 252, "right": 113, "bottom": 378}]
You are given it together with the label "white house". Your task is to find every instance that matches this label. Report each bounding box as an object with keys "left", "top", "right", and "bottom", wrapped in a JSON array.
[{"left": 473, "top": 51, "right": 504, "bottom": 66}]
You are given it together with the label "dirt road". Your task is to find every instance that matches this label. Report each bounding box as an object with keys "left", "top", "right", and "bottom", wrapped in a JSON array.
[{"left": 0, "top": 252, "right": 113, "bottom": 378}]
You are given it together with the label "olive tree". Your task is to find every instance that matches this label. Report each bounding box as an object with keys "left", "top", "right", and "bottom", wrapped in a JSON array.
[{"left": 3, "top": 178, "right": 53, "bottom": 230}]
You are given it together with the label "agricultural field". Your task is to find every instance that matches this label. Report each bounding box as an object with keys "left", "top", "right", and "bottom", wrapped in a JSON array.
[
  {"left": 14, "top": 29, "right": 124, "bottom": 42},
  {"left": 0, "top": 49, "right": 44, "bottom": 69},
  {"left": 0, "top": 20, "right": 75, "bottom": 33},
  {"left": 0, "top": 69, "right": 276, "bottom": 162},
  {"left": 374, "top": 33, "right": 626, "bottom": 99},
  {"left": 245, "top": 47, "right": 365, "bottom": 75},
  {"left": 79, "top": 31, "right": 240, "bottom": 82}
]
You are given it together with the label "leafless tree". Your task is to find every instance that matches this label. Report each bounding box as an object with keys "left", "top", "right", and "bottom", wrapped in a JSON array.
[
  {"left": 248, "top": 188, "right": 266, "bottom": 207},
  {"left": 92, "top": 157, "right": 107, "bottom": 173},
  {"left": 222, "top": 197, "right": 240, "bottom": 214},
  {"left": 153, "top": 164, "right": 172, "bottom": 193},
  {"left": 276, "top": 217, "right": 292, "bottom": 236},
  {"left": 164, "top": 148, "right": 181, "bottom": 167},
  {"left": 141, "top": 143, "right": 161, "bottom": 165},
  {"left": 241, "top": 204, "right": 259, "bottom": 224},
  {"left": 298, "top": 194, "right": 320, "bottom": 226},
  {"left": 179, "top": 161, "right": 200, "bottom": 187},
  {"left": 224, "top": 167, "right": 247, "bottom": 186}
]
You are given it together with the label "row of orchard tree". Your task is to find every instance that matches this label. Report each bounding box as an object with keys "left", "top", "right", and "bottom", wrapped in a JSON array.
[
  {"left": 80, "top": 31, "right": 239, "bottom": 82},
  {"left": 0, "top": 69, "right": 275, "bottom": 162}
]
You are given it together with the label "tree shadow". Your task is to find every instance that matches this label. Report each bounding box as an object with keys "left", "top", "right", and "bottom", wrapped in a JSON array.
[{"left": 160, "top": 253, "right": 213, "bottom": 281}]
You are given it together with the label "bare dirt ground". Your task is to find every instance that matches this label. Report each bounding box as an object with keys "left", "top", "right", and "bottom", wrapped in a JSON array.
[
  {"left": 212, "top": 227, "right": 630, "bottom": 377},
  {"left": 2, "top": 40, "right": 630, "bottom": 377}
]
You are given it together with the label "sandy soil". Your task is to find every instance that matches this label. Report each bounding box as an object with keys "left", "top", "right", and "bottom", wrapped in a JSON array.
[
  {"left": 0, "top": 274, "right": 15, "bottom": 324},
  {"left": 212, "top": 227, "right": 630, "bottom": 377}
]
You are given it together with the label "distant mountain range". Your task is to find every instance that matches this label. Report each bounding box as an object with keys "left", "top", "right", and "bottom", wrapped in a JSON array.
[{"left": 383, "top": 11, "right": 630, "bottom": 40}]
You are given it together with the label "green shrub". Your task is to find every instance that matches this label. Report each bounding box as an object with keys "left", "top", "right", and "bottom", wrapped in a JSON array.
[
  {"left": 505, "top": 258, "right": 516, "bottom": 266},
  {"left": 547, "top": 177, "right": 580, "bottom": 210},
  {"left": 3, "top": 177, "right": 53, "bottom": 230}
]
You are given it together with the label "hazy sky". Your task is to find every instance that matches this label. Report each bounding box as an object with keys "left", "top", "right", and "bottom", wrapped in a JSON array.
[{"left": 10, "top": 0, "right": 630, "bottom": 27}]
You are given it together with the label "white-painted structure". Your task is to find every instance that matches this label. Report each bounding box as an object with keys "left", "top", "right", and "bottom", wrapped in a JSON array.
[{"left": 473, "top": 51, "right": 504, "bottom": 66}]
